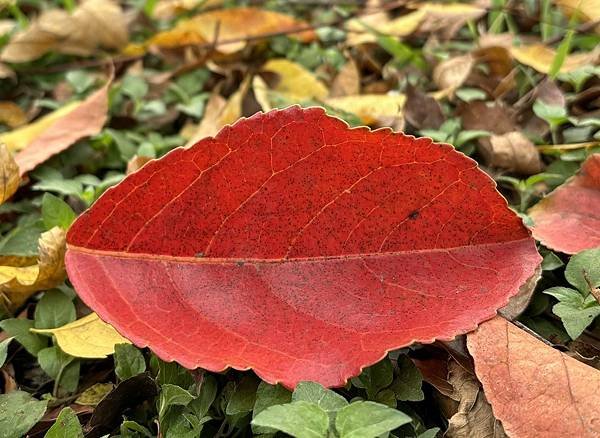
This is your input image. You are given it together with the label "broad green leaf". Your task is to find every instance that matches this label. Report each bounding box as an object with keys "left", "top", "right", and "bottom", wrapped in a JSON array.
[
  {"left": 335, "top": 401, "right": 411, "bottom": 438},
  {"left": 157, "top": 358, "right": 194, "bottom": 387},
  {"left": 120, "top": 420, "right": 153, "bottom": 438},
  {"left": 544, "top": 287, "right": 585, "bottom": 307},
  {"left": 532, "top": 100, "right": 568, "bottom": 127},
  {"left": 252, "top": 400, "right": 329, "bottom": 438},
  {"left": 34, "top": 290, "right": 76, "bottom": 329},
  {"left": 0, "top": 215, "right": 44, "bottom": 257},
  {"left": 0, "top": 337, "right": 13, "bottom": 367},
  {"left": 541, "top": 251, "right": 564, "bottom": 271},
  {"left": 552, "top": 297, "right": 600, "bottom": 339},
  {"left": 292, "top": 381, "right": 348, "bottom": 413},
  {"left": 159, "top": 384, "right": 194, "bottom": 419},
  {"left": 0, "top": 318, "right": 47, "bottom": 355},
  {"left": 189, "top": 374, "right": 218, "bottom": 418},
  {"left": 44, "top": 407, "right": 83, "bottom": 438},
  {"left": 565, "top": 248, "right": 600, "bottom": 293},
  {"left": 0, "top": 391, "right": 47, "bottom": 438},
  {"left": 226, "top": 375, "right": 260, "bottom": 415},
  {"left": 38, "top": 346, "right": 80, "bottom": 393},
  {"left": 355, "top": 358, "right": 394, "bottom": 399},
  {"left": 390, "top": 355, "right": 424, "bottom": 402},
  {"left": 114, "top": 343, "right": 146, "bottom": 380},
  {"left": 42, "top": 194, "right": 76, "bottom": 230},
  {"left": 253, "top": 381, "right": 292, "bottom": 435}
]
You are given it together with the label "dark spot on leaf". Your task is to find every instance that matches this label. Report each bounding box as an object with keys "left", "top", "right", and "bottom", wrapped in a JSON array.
[{"left": 408, "top": 210, "right": 419, "bottom": 220}]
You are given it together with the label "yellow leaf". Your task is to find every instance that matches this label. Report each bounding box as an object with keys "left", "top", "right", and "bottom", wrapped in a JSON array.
[
  {"left": 1, "top": 0, "right": 128, "bottom": 63},
  {"left": 325, "top": 94, "right": 406, "bottom": 125},
  {"left": 0, "top": 227, "right": 66, "bottom": 309},
  {"left": 261, "top": 59, "right": 328, "bottom": 101},
  {"left": 31, "top": 313, "right": 130, "bottom": 359},
  {"left": 253, "top": 75, "right": 273, "bottom": 112},
  {"left": 75, "top": 382, "right": 114, "bottom": 406},
  {"left": 346, "top": 9, "right": 426, "bottom": 45},
  {"left": 146, "top": 7, "right": 314, "bottom": 54},
  {"left": 0, "top": 102, "right": 27, "bottom": 128},
  {"left": 554, "top": 0, "right": 600, "bottom": 32},
  {"left": 0, "top": 102, "right": 80, "bottom": 153},
  {"left": 0, "top": 144, "right": 19, "bottom": 205},
  {"left": 509, "top": 44, "right": 600, "bottom": 74}
]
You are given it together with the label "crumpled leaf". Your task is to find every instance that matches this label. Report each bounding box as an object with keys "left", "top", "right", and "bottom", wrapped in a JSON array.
[
  {"left": 65, "top": 106, "right": 541, "bottom": 388},
  {"left": 0, "top": 144, "right": 19, "bottom": 205},
  {"left": 1, "top": 79, "right": 110, "bottom": 175},
  {"left": 144, "top": 7, "right": 315, "bottom": 54},
  {"left": 468, "top": 316, "right": 600, "bottom": 437},
  {"left": 31, "top": 312, "right": 130, "bottom": 359},
  {"left": 486, "top": 131, "right": 544, "bottom": 175},
  {"left": 445, "top": 360, "right": 507, "bottom": 438},
  {"left": 528, "top": 154, "right": 600, "bottom": 253},
  {"left": 325, "top": 94, "right": 406, "bottom": 125},
  {"left": 509, "top": 44, "right": 600, "bottom": 75},
  {"left": 261, "top": 59, "right": 328, "bottom": 102},
  {"left": 0, "top": 227, "right": 66, "bottom": 309},
  {"left": 0, "top": 0, "right": 128, "bottom": 63}
]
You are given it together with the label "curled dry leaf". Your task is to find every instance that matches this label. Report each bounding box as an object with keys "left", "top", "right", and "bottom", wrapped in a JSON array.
[
  {"left": 445, "top": 360, "right": 507, "bottom": 438},
  {"left": 0, "top": 144, "right": 19, "bottom": 205},
  {"left": 325, "top": 94, "right": 406, "bottom": 125},
  {"left": 31, "top": 313, "right": 130, "bottom": 359},
  {"left": 65, "top": 106, "right": 540, "bottom": 388},
  {"left": 126, "top": 155, "right": 153, "bottom": 175},
  {"left": 528, "top": 154, "right": 600, "bottom": 253},
  {"left": 0, "top": 0, "right": 128, "bottom": 63},
  {"left": 1, "top": 79, "right": 111, "bottom": 175},
  {"left": 485, "top": 131, "right": 544, "bottom": 175},
  {"left": 509, "top": 44, "right": 600, "bottom": 75},
  {"left": 261, "top": 59, "right": 328, "bottom": 102},
  {"left": 145, "top": 7, "right": 315, "bottom": 54},
  {"left": 468, "top": 316, "right": 600, "bottom": 437},
  {"left": 433, "top": 54, "right": 474, "bottom": 94},
  {"left": 0, "top": 227, "right": 66, "bottom": 309},
  {"left": 415, "top": 2, "right": 486, "bottom": 39},
  {"left": 329, "top": 60, "right": 361, "bottom": 98}
]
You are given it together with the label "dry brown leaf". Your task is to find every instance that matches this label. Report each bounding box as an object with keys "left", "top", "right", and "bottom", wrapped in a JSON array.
[
  {"left": 404, "top": 83, "right": 444, "bottom": 130},
  {"left": 0, "top": 144, "right": 19, "bottom": 205},
  {"left": 330, "top": 60, "right": 361, "bottom": 97},
  {"left": 0, "top": 227, "right": 66, "bottom": 309},
  {"left": 0, "top": 102, "right": 27, "bottom": 128},
  {"left": 468, "top": 316, "right": 600, "bottom": 437},
  {"left": 147, "top": 7, "right": 315, "bottom": 54},
  {"left": 325, "top": 94, "right": 405, "bottom": 125},
  {"left": 346, "top": 9, "right": 426, "bottom": 45},
  {"left": 261, "top": 59, "right": 328, "bottom": 101},
  {"left": 445, "top": 360, "right": 507, "bottom": 438},
  {"left": 485, "top": 131, "right": 544, "bottom": 175},
  {"left": 433, "top": 54, "right": 474, "bottom": 93},
  {"left": 498, "top": 265, "right": 542, "bottom": 320},
  {"left": 459, "top": 101, "right": 517, "bottom": 135},
  {"left": 1, "top": 0, "right": 128, "bottom": 63},
  {"left": 415, "top": 2, "right": 486, "bottom": 39},
  {"left": 126, "top": 155, "right": 153, "bottom": 175},
  {"left": 510, "top": 44, "right": 600, "bottom": 74},
  {"left": 12, "top": 79, "right": 110, "bottom": 175}
]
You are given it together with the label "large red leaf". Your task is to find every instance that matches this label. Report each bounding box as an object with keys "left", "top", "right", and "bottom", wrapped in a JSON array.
[
  {"left": 528, "top": 153, "right": 600, "bottom": 254},
  {"left": 66, "top": 106, "right": 540, "bottom": 388},
  {"left": 468, "top": 316, "right": 600, "bottom": 437}
]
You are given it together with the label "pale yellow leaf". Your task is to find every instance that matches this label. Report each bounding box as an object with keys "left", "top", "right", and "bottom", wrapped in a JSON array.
[
  {"left": 0, "top": 102, "right": 80, "bottom": 153},
  {"left": 75, "top": 382, "right": 114, "bottom": 406},
  {"left": 0, "top": 227, "right": 66, "bottom": 308},
  {"left": 555, "top": 0, "right": 600, "bottom": 32},
  {"left": 433, "top": 54, "right": 474, "bottom": 92},
  {"left": 253, "top": 75, "right": 273, "bottom": 112},
  {"left": 146, "top": 7, "right": 314, "bottom": 54},
  {"left": 510, "top": 44, "right": 600, "bottom": 74},
  {"left": 31, "top": 313, "right": 130, "bottom": 359},
  {"left": 0, "top": 144, "right": 19, "bottom": 205},
  {"left": 261, "top": 59, "right": 328, "bottom": 101},
  {"left": 1, "top": 0, "right": 128, "bottom": 63},
  {"left": 325, "top": 94, "right": 405, "bottom": 125},
  {"left": 346, "top": 9, "right": 426, "bottom": 45}
]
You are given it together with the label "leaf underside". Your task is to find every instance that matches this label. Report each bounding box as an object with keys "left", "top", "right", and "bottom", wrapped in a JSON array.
[{"left": 66, "top": 106, "right": 540, "bottom": 388}]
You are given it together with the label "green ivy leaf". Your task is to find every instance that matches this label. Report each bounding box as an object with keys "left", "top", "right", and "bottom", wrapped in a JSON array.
[
  {"left": 114, "top": 343, "right": 146, "bottom": 381},
  {"left": 252, "top": 382, "right": 292, "bottom": 435},
  {"left": 38, "top": 346, "right": 80, "bottom": 393},
  {"left": 158, "top": 384, "right": 194, "bottom": 420},
  {"left": 0, "top": 318, "right": 47, "bottom": 356},
  {"left": 565, "top": 248, "right": 600, "bottom": 293},
  {"left": 44, "top": 407, "right": 83, "bottom": 438},
  {"left": 390, "top": 355, "right": 424, "bottom": 402},
  {"left": 354, "top": 358, "right": 394, "bottom": 399},
  {"left": 226, "top": 375, "right": 260, "bottom": 416},
  {"left": 545, "top": 287, "right": 600, "bottom": 339},
  {"left": 34, "top": 290, "right": 76, "bottom": 330},
  {"left": 335, "top": 401, "right": 411, "bottom": 438},
  {"left": 41, "top": 193, "right": 76, "bottom": 231},
  {"left": 292, "top": 381, "right": 348, "bottom": 413},
  {"left": 0, "top": 391, "right": 47, "bottom": 438},
  {"left": 0, "top": 337, "right": 13, "bottom": 368},
  {"left": 252, "top": 400, "right": 329, "bottom": 438}
]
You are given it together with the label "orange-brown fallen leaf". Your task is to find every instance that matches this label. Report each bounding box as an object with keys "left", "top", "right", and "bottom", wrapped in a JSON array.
[
  {"left": 509, "top": 44, "right": 600, "bottom": 75},
  {"left": 9, "top": 79, "right": 110, "bottom": 175},
  {"left": 0, "top": 144, "right": 19, "bottom": 205},
  {"left": 144, "top": 7, "right": 315, "bottom": 54},
  {"left": 0, "top": 102, "right": 27, "bottom": 128},
  {"left": 467, "top": 316, "right": 600, "bottom": 438}
]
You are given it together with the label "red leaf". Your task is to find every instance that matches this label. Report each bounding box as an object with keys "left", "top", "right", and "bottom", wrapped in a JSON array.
[
  {"left": 528, "top": 153, "right": 600, "bottom": 254},
  {"left": 468, "top": 316, "right": 600, "bottom": 437},
  {"left": 66, "top": 106, "right": 540, "bottom": 388}
]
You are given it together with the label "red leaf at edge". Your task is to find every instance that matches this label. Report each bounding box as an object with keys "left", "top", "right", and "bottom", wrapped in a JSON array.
[{"left": 66, "top": 106, "right": 541, "bottom": 388}]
